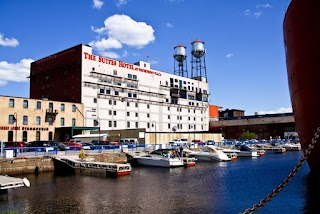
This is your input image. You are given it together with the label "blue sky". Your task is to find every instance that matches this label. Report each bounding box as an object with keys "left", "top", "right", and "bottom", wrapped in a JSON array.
[{"left": 0, "top": 0, "right": 292, "bottom": 115}]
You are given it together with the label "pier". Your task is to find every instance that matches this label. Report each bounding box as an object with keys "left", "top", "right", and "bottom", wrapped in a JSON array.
[
  {"left": 53, "top": 156, "right": 131, "bottom": 176},
  {"left": 0, "top": 175, "right": 30, "bottom": 190}
]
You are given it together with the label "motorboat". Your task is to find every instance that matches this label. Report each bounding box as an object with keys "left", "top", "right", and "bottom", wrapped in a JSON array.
[
  {"left": 189, "top": 145, "right": 231, "bottom": 162},
  {"left": 133, "top": 149, "right": 184, "bottom": 168},
  {"left": 236, "top": 145, "right": 259, "bottom": 157},
  {"left": 281, "top": 143, "right": 301, "bottom": 151}
]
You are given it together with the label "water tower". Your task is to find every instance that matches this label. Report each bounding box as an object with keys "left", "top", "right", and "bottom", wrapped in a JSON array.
[
  {"left": 191, "top": 39, "right": 207, "bottom": 82},
  {"left": 173, "top": 44, "right": 188, "bottom": 77}
]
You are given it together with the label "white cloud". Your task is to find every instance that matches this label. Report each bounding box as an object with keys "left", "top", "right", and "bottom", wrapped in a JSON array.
[
  {"left": 115, "top": 0, "right": 127, "bottom": 7},
  {"left": 122, "top": 50, "right": 128, "bottom": 57},
  {"left": 226, "top": 53, "right": 234, "bottom": 59},
  {"left": 89, "top": 37, "right": 122, "bottom": 50},
  {"left": 165, "top": 22, "right": 174, "bottom": 28},
  {"left": 256, "top": 107, "right": 293, "bottom": 115},
  {"left": 0, "top": 33, "right": 19, "bottom": 47},
  {"left": 132, "top": 52, "right": 140, "bottom": 57},
  {"left": 257, "top": 4, "right": 272, "bottom": 8},
  {"left": 0, "top": 59, "right": 34, "bottom": 86},
  {"left": 244, "top": 10, "right": 250, "bottom": 16},
  {"left": 90, "top": 14, "right": 155, "bottom": 59},
  {"left": 254, "top": 11, "right": 263, "bottom": 18},
  {"left": 99, "top": 51, "right": 120, "bottom": 59},
  {"left": 93, "top": 0, "right": 103, "bottom": 9}
]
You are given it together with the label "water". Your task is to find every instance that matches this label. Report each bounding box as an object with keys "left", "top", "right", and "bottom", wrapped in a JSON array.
[{"left": 0, "top": 151, "right": 319, "bottom": 214}]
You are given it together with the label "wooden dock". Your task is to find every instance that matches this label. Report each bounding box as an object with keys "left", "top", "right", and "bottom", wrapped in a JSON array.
[
  {"left": 53, "top": 156, "right": 131, "bottom": 176},
  {"left": 0, "top": 175, "right": 30, "bottom": 190}
]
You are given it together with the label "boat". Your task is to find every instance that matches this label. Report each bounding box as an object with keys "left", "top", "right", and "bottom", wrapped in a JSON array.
[
  {"left": 283, "top": 0, "right": 320, "bottom": 173},
  {"left": 236, "top": 145, "right": 259, "bottom": 157},
  {"left": 133, "top": 149, "right": 184, "bottom": 168},
  {"left": 281, "top": 143, "right": 301, "bottom": 151},
  {"left": 189, "top": 145, "right": 231, "bottom": 162}
]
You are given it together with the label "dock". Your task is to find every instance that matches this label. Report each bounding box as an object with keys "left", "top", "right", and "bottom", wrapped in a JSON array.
[
  {"left": 0, "top": 175, "right": 30, "bottom": 190},
  {"left": 53, "top": 156, "right": 131, "bottom": 176}
]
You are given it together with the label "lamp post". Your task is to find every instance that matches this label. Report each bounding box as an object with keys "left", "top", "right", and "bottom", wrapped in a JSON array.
[
  {"left": 13, "top": 112, "right": 17, "bottom": 142},
  {"left": 85, "top": 109, "right": 96, "bottom": 127},
  {"left": 152, "top": 120, "right": 156, "bottom": 145},
  {"left": 193, "top": 124, "right": 196, "bottom": 142},
  {"left": 97, "top": 117, "right": 101, "bottom": 143}
]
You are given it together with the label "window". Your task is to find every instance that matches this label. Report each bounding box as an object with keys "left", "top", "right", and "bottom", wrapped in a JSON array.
[
  {"left": 147, "top": 104, "right": 150, "bottom": 109},
  {"left": 113, "top": 100, "right": 116, "bottom": 105},
  {"left": 127, "top": 102, "right": 130, "bottom": 107},
  {"left": 109, "top": 100, "right": 112, "bottom": 105},
  {"left": 135, "top": 122, "right": 138, "bottom": 128},
  {"left": 22, "top": 115, "right": 28, "bottom": 125},
  {"left": 106, "top": 89, "right": 111, "bottom": 94},
  {"left": 168, "top": 124, "right": 171, "bottom": 129},
  {"left": 8, "top": 131, "right": 13, "bottom": 142},
  {"left": 9, "top": 115, "right": 16, "bottom": 124},
  {"left": 128, "top": 74, "right": 132, "bottom": 79},
  {"left": 9, "top": 99, "right": 14, "bottom": 107},
  {"left": 94, "top": 98, "right": 97, "bottom": 103},
  {"left": 23, "top": 100, "right": 28, "bottom": 108},
  {"left": 127, "top": 112, "right": 130, "bottom": 116},
  {"left": 72, "top": 104, "right": 76, "bottom": 112},
  {"left": 127, "top": 122, "right": 130, "bottom": 128},
  {"left": 61, "top": 104, "right": 65, "bottom": 111},
  {"left": 147, "top": 113, "right": 150, "bottom": 118},
  {"left": 36, "top": 131, "right": 40, "bottom": 141},
  {"left": 168, "top": 107, "right": 170, "bottom": 111},
  {"left": 113, "top": 111, "right": 116, "bottom": 115},
  {"left": 147, "top": 123, "right": 150, "bottom": 128},
  {"left": 135, "top": 113, "right": 138, "bottom": 117},
  {"left": 128, "top": 93, "right": 132, "bottom": 97},
  {"left": 135, "top": 103, "right": 138, "bottom": 108},
  {"left": 133, "top": 74, "right": 137, "bottom": 80},
  {"left": 100, "top": 89, "right": 105, "bottom": 94},
  {"left": 113, "top": 69, "right": 117, "bottom": 75},
  {"left": 72, "top": 118, "right": 76, "bottom": 126},
  {"left": 36, "top": 116, "right": 41, "bottom": 125},
  {"left": 61, "top": 118, "right": 65, "bottom": 126},
  {"left": 168, "top": 115, "right": 170, "bottom": 119},
  {"left": 23, "top": 131, "right": 27, "bottom": 142},
  {"left": 113, "top": 121, "right": 117, "bottom": 127},
  {"left": 109, "top": 121, "right": 112, "bottom": 127},
  {"left": 109, "top": 110, "right": 112, "bottom": 115},
  {"left": 36, "top": 101, "right": 41, "bottom": 109},
  {"left": 49, "top": 102, "right": 53, "bottom": 112},
  {"left": 48, "top": 117, "right": 53, "bottom": 126},
  {"left": 133, "top": 94, "right": 137, "bottom": 98},
  {"left": 115, "top": 91, "right": 119, "bottom": 96},
  {"left": 49, "top": 132, "right": 53, "bottom": 141}
]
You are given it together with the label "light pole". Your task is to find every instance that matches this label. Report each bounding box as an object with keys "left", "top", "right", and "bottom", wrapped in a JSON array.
[
  {"left": 85, "top": 109, "right": 96, "bottom": 127},
  {"left": 13, "top": 112, "right": 17, "bottom": 142},
  {"left": 97, "top": 117, "right": 101, "bottom": 143},
  {"left": 152, "top": 120, "right": 156, "bottom": 145},
  {"left": 193, "top": 124, "right": 196, "bottom": 142}
]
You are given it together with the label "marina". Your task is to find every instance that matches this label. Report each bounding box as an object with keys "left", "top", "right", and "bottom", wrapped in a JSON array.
[{"left": 0, "top": 151, "right": 316, "bottom": 213}]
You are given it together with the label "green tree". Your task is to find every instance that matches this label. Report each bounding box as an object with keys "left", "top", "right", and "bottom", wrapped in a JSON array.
[{"left": 240, "top": 131, "right": 257, "bottom": 140}]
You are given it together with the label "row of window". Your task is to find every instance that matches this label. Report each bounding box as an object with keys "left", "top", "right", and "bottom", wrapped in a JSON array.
[
  {"left": 8, "top": 115, "right": 76, "bottom": 126},
  {"left": 8, "top": 99, "right": 78, "bottom": 112},
  {"left": 6, "top": 130, "right": 53, "bottom": 142}
]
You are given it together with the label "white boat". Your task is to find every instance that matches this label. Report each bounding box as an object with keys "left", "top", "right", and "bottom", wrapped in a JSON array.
[
  {"left": 189, "top": 145, "right": 231, "bottom": 162},
  {"left": 237, "top": 145, "right": 259, "bottom": 157},
  {"left": 133, "top": 149, "right": 184, "bottom": 167},
  {"left": 281, "top": 143, "right": 301, "bottom": 151}
]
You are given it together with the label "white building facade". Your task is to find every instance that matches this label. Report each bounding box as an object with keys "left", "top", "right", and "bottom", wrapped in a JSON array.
[{"left": 81, "top": 45, "right": 209, "bottom": 132}]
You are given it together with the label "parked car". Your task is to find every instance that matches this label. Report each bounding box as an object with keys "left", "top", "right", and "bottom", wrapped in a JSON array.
[
  {"left": 205, "top": 140, "right": 216, "bottom": 145},
  {"left": 26, "top": 140, "right": 52, "bottom": 152},
  {"left": 48, "top": 141, "right": 66, "bottom": 151},
  {"left": 4, "top": 141, "right": 27, "bottom": 152},
  {"left": 63, "top": 141, "right": 83, "bottom": 150}
]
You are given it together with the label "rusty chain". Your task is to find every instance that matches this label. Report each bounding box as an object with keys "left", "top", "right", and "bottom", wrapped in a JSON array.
[{"left": 241, "top": 126, "right": 320, "bottom": 214}]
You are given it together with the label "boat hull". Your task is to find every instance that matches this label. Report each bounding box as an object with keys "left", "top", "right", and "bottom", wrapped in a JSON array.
[
  {"left": 284, "top": 0, "right": 320, "bottom": 173},
  {"left": 134, "top": 156, "right": 183, "bottom": 167}
]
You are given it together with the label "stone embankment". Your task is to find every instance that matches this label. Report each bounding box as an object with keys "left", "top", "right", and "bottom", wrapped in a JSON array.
[{"left": 0, "top": 152, "right": 128, "bottom": 176}]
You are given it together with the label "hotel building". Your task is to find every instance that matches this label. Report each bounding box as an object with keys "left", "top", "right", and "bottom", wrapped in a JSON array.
[{"left": 29, "top": 43, "right": 210, "bottom": 133}]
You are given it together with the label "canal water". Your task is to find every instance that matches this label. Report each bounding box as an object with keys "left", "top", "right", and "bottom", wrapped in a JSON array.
[{"left": 0, "top": 151, "right": 319, "bottom": 214}]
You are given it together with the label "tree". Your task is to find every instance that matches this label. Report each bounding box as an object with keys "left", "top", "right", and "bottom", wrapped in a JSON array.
[{"left": 240, "top": 131, "right": 257, "bottom": 140}]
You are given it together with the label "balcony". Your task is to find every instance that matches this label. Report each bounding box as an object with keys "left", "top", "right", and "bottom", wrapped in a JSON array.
[{"left": 45, "top": 109, "right": 59, "bottom": 122}]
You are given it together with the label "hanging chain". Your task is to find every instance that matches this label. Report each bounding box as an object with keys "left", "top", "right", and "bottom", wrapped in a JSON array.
[{"left": 242, "top": 126, "right": 320, "bottom": 214}]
